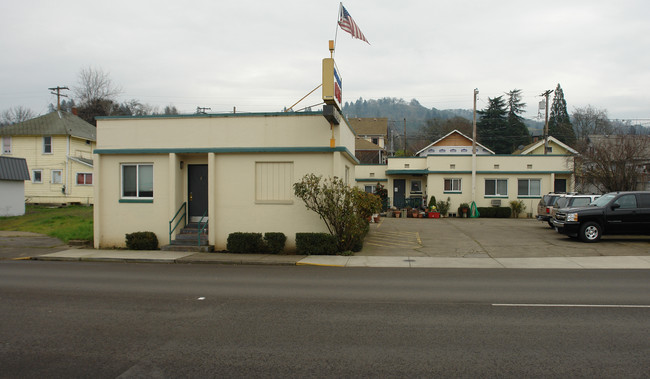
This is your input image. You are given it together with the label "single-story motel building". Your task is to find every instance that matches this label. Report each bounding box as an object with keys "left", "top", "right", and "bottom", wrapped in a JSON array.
[
  {"left": 93, "top": 111, "right": 357, "bottom": 251},
  {"left": 94, "top": 111, "right": 576, "bottom": 251}
]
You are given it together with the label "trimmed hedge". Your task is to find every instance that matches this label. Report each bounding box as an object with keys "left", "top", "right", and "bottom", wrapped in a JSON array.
[
  {"left": 477, "top": 207, "right": 511, "bottom": 218},
  {"left": 296, "top": 233, "right": 338, "bottom": 255},
  {"left": 227, "top": 232, "right": 264, "bottom": 254},
  {"left": 125, "top": 231, "right": 158, "bottom": 250},
  {"left": 226, "top": 232, "right": 287, "bottom": 254},
  {"left": 264, "top": 232, "right": 287, "bottom": 254}
]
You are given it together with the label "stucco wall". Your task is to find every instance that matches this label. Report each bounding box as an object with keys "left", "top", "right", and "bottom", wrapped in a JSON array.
[
  {"left": 94, "top": 152, "right": 342, "bottom": 250},
  {"left": 94, "top": 113, "right": 358, "bottom": 251}
]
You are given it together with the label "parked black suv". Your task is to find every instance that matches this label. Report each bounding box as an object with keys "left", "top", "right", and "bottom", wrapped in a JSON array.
[{"left": 552, "top": 191, "right": 650, "bottom": 242}]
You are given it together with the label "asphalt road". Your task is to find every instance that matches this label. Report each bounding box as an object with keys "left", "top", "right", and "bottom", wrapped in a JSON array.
[{"left": 1, "top": 261, "right": 648, "bottom": 378}]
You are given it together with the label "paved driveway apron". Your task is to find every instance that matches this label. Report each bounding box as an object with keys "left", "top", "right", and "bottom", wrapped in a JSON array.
[
  {"left": 359, "top": 217, "right": 650, "bottom": 258},
  {"left": 0, "top": 231, "right": 68, "bottom": 260}
]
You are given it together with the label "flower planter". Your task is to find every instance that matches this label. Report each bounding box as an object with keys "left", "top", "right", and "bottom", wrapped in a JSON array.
[{"left": 427, "top": 212, "right": 441, "bottom": 218}]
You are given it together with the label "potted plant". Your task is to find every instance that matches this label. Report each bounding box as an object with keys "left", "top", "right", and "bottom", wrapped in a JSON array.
[
  {"left": 427, "top": 196, "right": 438, "bottom": 218},
  {"left": 436, "top": 197, "right": 451, "bottom": 218},
  {"left": 458, "top": 203, "right": 470, "bottom": 218}
]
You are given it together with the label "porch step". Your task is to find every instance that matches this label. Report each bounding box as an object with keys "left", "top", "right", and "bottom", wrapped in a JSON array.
[
  {"left": 161, "top": 244, "right": 214, "bottom": 253},
  {"left": 161, "top": 222, "right": 213, "bottom": 252}
]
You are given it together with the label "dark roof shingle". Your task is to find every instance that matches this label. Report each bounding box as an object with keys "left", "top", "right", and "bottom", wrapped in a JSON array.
[
  {"left": 0, "top": 111, "right": 96, "bottom": 141},
  {"left": 0, "top": 156, "right": 30, "bottom": 181}
]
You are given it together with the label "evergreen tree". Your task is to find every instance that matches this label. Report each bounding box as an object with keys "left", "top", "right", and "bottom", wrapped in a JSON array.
[
  {"left": 505, "top": 89, "right": 531, "bottom": 151},
  {"left": 548, "top": 83, "right": 576, "bottom": 146},
  {"left": 477, "top": 96, "right": 510, "bottom": 154}
]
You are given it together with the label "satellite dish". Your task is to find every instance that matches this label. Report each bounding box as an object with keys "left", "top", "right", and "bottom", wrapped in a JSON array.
[{"left": 517, "top": 145, "right": 525, "bottom": 150}]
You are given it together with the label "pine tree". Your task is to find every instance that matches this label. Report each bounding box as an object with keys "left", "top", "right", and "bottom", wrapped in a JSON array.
[
  {"left": 506, "top": 89, "right": 531, "bottom": 151},
  {"left": 477, "top": 96, "right": 510, "bottom": 154},
  {"left": 548, "top": 83, "right": 576, "bottom": 146}
]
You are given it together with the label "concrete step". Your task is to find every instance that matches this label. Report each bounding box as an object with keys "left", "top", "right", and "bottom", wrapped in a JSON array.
[
  {"left": 161, "top": 244, "right": 214, "bottom": 252},
  {"left": 174, "top": 233, "right": 208, "bottom": 242}
]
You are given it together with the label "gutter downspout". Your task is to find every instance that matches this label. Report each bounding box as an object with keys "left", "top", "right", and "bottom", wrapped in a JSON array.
[{"left": 65, "top": 135, "right": 70, "bottom": 196}]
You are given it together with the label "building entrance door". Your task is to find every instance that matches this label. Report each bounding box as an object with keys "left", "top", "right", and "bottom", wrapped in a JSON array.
[
  {"left": 188, "top": 164, "right": 208, "bottom": 222},
  {"left": 393, "top": 179, "right": 406, "bottom": 208}
]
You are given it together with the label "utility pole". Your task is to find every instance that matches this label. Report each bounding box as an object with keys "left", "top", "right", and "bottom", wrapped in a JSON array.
[
  {"left": 403, "top": 118, "right": 406, "bottom": 155},
  {"left": 540, "top": 89, "right": 553, "bottom": 155},
  {"left": 49, "top": 86, "right": 69, "bottom": 111},
  {"left": 472, "top": 88, "right": 479, "bottom": 204}
]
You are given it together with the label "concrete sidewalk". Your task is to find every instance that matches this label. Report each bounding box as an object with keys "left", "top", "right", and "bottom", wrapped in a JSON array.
[{"left": 32, "top": 249, "right": 650, "bottom": 269}]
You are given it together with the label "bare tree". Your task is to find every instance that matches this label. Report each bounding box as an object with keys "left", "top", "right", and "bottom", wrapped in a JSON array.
[
  {"left": 574, "top": 134, "right": 650, "bottom": 193},
  {"left": 0, "top": 106, "right": 36, "bottom": 125},
  {"left": 572, "top": 105, "right": 613, "bottom": 141},
  {"left": 73, "top": 66, "right": 122, "bottom": 106}
]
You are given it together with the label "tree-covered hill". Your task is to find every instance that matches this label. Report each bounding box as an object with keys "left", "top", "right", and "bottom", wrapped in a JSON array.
[{"left": 342, "top": 97, "right": 543, "bottom": 135}]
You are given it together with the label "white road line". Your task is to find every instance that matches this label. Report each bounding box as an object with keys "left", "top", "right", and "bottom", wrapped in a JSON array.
[{"left": 492, "top": 304, "right": 650, "bottom": 308}]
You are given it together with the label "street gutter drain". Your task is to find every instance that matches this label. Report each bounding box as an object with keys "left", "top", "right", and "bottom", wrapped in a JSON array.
[{"left": 404, "top": 259, "right": 415, "bottom": 262}]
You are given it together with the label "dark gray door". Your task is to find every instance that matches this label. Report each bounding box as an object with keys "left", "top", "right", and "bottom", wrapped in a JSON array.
[
  {"left": 188, "top": 165, "right": 208, "bottom": 219},
  {"left": 393, "top": 179, "right": 406, "bottom": 208},
  {"left": 554, "top": 179, "right": 567, "bottom": 193}
]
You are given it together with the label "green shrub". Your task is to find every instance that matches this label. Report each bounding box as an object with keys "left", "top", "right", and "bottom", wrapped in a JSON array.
[
  {"left": 436, "top": 197, "right": 451, "bottom": 216},
  {"left": 477, "top": 207, "right": 511, "bottom": 218},
  {"left": 227, "top": 232, "right": 264, "bottom": 254},
  {"left": 264, "top": 232, "right": 287, "bottom": 254},
  {"left": 509, "top": 200, "right": 526, "bottom": 218},
  {"left": 125, "top": 231, "right": 158, "bottom": 250},
  {"left": 295, "top": 233, "right": 338, "bottom": 255},
  {"left": 293, "top": 174, "right": 379, "bottom": 252}
]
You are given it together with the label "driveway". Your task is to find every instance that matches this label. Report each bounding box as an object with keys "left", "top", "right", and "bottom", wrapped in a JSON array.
[
  {"left": 0, "top": 231, "right": 69, "bottom": 260},
  {"left": 359, "top": 217, "right": 650, "bottom": 258}
]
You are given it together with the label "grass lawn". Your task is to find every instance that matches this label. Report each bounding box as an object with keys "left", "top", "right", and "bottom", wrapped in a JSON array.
[{"left": 0, "top": 205, "right": 93, "bottom": 243}]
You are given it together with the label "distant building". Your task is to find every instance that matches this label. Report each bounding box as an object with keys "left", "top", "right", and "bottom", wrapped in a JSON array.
[
  {"left": 349, "top": 118, "right": 388, "bottom": 163},
  {"left": 0, "top": 111, "right": 96, "bottom": 204},
  {"left": 416, "top": 130, "right": 494, "bottom": 156},
  {"left": 0, "top": 156, "right": 30, "bottom": 216},
  {"left": 356, "top": 129, "right": 576, "bottom": 214}
]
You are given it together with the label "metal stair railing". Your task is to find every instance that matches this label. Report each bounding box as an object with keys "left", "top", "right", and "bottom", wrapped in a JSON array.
[
  {"left": 169, "top": 202, "right": 187, "bottom": 245},
  {"left": 197, "top": 210, "right": 208, "bottom": 246}
]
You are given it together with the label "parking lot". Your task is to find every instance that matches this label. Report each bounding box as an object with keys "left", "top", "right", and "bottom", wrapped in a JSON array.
[{"left": 359, "top": 217, "right": 650, "bottom": 258}]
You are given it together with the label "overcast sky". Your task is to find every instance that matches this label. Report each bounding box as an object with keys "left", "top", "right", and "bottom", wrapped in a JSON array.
[{"left": 1, "top": 0, "right": 648, "bottom": 121}]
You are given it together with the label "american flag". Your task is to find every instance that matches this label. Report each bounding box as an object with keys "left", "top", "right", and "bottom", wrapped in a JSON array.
[{"left": 338, "top": 4, "right": 369, "bottom": 44}]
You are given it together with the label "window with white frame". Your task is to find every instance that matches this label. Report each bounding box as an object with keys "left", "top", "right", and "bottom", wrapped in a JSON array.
[
  {"left": 364, "top": 185, "right": 376, "bottom": 194},
  {"left": 77, "top": 173, "right": 93, "bottom": 185},
  {"left": 410, "top": 180, "right": 422, "bottom": 193},
  {"left": 518, "top": 179, "right": 541, "bottom": 197},
  {"left": 485, "top": 179, "right": 507, "bottom": 196},
  {"left": 43, "top": 136, "right": 52, "bottom": 154},
  {"left": 51, "top": 170, "right": 62, "bottom": 184},
  {"left": 444, "top": 178, "right": 462, "bottom": 192},
  {"left": 121, "top": 164, "right": 153, "bottom": 198},
  {"left": 32, "top": 170, "right": 42, "bottom": 183},
  {"left": 255, "top": 161, "right": 293, "bottom": 204},
  {"left": 2, "top": 136, "right": 11, "bottom": 154}
]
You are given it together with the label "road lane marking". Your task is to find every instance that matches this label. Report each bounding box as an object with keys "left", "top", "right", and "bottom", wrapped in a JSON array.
[{"left": 492, "top": 304, "right": 650, "bottom": 308}]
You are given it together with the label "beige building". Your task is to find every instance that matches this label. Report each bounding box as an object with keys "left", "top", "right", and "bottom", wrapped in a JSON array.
[
  {"left": 356, "top": 130, "right": 575, "bottom": 215},
  {"left": 0, "top": 111, "right": 96, "bottom": 204},
  {"left": 93, "top": 111, "right": 357, "bottom": 251}
]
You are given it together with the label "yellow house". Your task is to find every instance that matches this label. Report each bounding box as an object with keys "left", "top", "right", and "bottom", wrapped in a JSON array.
[
  {"left": 356, "top": 130, "right": 576, "bottom": 215},
  {"left": 93, "top": 111, "right": 357, "bottom": 251},
  {"left": 0, "top": 111, "right": 96, "bottom": 204}
]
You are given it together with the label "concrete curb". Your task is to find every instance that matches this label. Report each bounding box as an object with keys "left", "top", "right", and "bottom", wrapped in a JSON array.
[{"left": 30, "top": 249, "right": 650, "bottom": 269}]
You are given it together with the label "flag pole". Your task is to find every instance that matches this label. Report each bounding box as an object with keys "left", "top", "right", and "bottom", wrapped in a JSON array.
[{"left": 333, "top": 2, "right": 342, "bottom": 57}]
